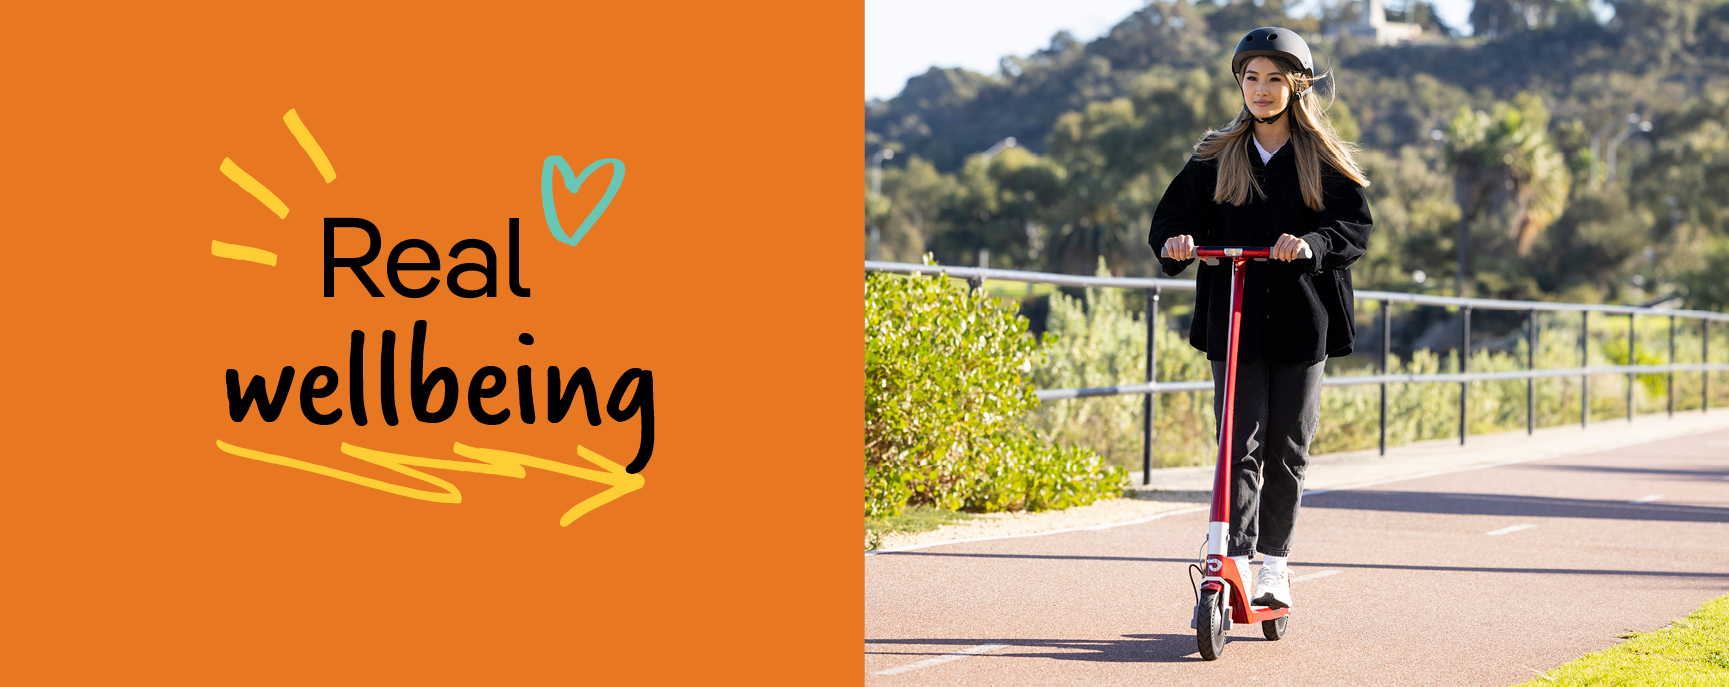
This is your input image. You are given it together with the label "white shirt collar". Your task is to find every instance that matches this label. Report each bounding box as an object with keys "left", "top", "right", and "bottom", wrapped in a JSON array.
[{"left": 1253, "top": 136, "right": 1280, "bottom": 164}]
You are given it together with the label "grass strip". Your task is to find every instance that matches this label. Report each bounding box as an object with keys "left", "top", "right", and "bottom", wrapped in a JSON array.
[{"left": 1513, "top": 593, "right": 1729, "bottom": 686}]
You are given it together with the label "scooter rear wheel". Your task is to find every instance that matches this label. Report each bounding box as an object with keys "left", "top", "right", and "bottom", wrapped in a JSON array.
[
  {"left": 1261, "top": 615, "right": 1288, "bottom": 641},
  {"left": 1196, "top": 588, "right": 1226, "bottom": 660}
]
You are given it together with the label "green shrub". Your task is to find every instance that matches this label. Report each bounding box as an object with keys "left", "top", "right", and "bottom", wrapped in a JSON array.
[
  {"left": 865, "top": 257, "right": 1124, "bottom": 518},
  {"left": 963, "top": 430, "right": 1124, "bottom": 512},
  {"left": 1026, "top": 258, "right": 1148, "bottom": 465}
]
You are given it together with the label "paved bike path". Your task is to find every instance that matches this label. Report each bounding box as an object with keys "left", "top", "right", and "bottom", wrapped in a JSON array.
[{"left": 865, "top": 428, "right": 1729, "bottom": 686}]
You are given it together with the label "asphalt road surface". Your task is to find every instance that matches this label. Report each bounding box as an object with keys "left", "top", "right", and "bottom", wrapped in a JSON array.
[{"left": 865, "top": 428, "right": 1729, "bottom": 686}]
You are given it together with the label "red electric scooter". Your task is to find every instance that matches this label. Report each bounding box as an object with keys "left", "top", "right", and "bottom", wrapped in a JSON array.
[{"left": 1162, "top": 245, "right": 1291, "bottom": 660}]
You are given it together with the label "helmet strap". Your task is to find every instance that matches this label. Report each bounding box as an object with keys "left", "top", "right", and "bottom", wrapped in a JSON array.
[{"left": 1247, "top": 87, "right": 1309, "bottom": 125}]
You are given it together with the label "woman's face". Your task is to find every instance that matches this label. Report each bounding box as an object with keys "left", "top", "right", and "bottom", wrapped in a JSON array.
[{"left": 1239, "top": 56, "right": 1290, "bottom": 120}]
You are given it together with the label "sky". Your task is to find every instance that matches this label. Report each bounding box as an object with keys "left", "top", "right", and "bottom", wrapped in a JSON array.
[{"left": 865, "top": 0, "right": 1479, "bottom": 101}]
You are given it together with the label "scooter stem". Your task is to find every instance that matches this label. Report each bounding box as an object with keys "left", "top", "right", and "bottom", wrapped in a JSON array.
[
  {"left": 1156, "top": 244, "right": 1271, "bottom": 560},
  {"left": 1208, "top": 255, "right": 1249, "bottom": 557}
]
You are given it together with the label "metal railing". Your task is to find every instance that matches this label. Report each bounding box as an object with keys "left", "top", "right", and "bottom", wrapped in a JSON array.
[{"left": 865, "top": 260, "right": 1729, "bottom": 484}]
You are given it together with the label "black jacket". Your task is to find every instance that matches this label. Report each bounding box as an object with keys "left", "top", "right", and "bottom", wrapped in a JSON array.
[{"left": 1148, "top": 136, "right": 1373, "bottom": 364}]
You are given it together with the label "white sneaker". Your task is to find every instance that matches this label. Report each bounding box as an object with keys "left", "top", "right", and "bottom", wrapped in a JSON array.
[{"left": 1254, "top": 566, "right": 1292, "bottom": 609}]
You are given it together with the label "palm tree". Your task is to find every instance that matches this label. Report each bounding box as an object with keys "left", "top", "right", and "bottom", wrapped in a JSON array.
[{"left": 1443, "top": 94, "right": 1571, "bottom": 296}]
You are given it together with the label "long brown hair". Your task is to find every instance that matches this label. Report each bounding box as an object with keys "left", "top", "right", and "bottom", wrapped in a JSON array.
[{"left": 1194, "top": 55, "right": 1368, "bottom": 211}]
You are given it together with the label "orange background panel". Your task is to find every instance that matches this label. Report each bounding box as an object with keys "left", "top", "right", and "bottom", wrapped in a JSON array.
[{"left": 2, "top": 4, "right": 860, "bottom": 683}]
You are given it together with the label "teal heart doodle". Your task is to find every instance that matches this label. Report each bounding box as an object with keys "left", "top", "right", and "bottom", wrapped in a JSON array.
[{"left": 541, "top": 156, "right": 625, "bottom": 247}]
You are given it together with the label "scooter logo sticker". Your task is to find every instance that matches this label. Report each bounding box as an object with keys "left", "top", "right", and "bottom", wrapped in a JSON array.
[{"left": 1207, "top": 559, "right": 1222, "bottom": 573}]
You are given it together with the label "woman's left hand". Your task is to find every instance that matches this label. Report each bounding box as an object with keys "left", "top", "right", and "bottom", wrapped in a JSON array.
[{"left": 1271, "top": 233, "right": 1313, "bottom": 262}]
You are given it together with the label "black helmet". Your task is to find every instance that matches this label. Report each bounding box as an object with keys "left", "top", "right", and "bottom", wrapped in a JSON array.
[
  {"left": 1231, "top": 27, "right": 1316, "bottom": 124},
  {"left": 1231, "top": 27, "right": 1313, "bottom": 78}
]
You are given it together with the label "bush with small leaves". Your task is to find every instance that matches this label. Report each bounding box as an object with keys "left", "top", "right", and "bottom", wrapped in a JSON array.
[{"left": 865, "top": 257, "right": 1124, "bottom": 517}]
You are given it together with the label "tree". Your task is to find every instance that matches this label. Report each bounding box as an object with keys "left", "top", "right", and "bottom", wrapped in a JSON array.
[
  {"left": 1040, "top": 66, "right": 1236, "bottom": 276},
  {"left": 1043, "top": 98, "right": 1152, "bottom": 275},
  {"left": 932, "top": 147, "right": 1068, "bottom": 268},
  {"left": 873, "top": 156, "right": 959, "bottom": 263},
  {"left": 1357, "top": 146, "right": 1461, "bottom": 291},
  {"left": 1677, "top": 237, "right": 1729, "bottom": 311},
  {"left": 1630, "top": 83, "right": 1729, "bottom": 239},
  {"left": 1527, "top": 189, "right": 1650, "bottom": 301},
  {"left": 1088, "top": 1, "right": 1218, "bottom": 71},
  {"left": 1609, "top": 0, "right": 1708, "bottom": 67},
  {"left": 1470, "top": 0, "right": 1594, "bottom": 37},
  {"left": 1200, "top": 0, "right": 1313, "bottom": 37},
  {"left": 1315, "top": 0, "right": 1360, "bottom": 35},
  {"left": 1444, "top": 94, "right": 1571, "bottom": 296}
]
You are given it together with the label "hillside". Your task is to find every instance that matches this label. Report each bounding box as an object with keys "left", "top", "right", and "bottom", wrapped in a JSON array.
[{"left": 864, "top": 0, "right": 1729, "bottom": 315}]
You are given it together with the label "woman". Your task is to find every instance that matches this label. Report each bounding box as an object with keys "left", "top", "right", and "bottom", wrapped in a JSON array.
[{"left": 1148, "top": 27, "right": 1371, "bottom": 610}]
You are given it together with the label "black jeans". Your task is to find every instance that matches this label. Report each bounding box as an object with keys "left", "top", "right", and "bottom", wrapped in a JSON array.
[{"left": 1210, "top": 358, "right": 1325, "bottom": 558}]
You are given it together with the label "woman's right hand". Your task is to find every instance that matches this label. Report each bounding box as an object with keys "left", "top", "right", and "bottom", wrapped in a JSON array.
[{"left": 1163, "top": 234, "right": 1196, "bottom": 261}]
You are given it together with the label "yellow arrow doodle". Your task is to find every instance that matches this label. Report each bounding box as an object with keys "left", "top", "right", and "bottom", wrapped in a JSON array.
[{"left": 215, "top": 440, "right": 645, "bottom": 526}]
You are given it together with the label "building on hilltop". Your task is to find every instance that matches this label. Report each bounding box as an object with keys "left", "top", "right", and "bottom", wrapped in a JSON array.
[{"left": 1348, "top": 0, "right": 1423, "bottom": 44}]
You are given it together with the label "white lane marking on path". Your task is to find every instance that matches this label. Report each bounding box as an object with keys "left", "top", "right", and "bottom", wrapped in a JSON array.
[
  {"left": 1631, "top": 494, "right": 1663, "bottom": 503},
  {"left": 1290, "top": 570, "right": 1341, "bottom": 583},
  {"left": 1487, "top": 524, "right": 1538, "bottom": 536},
  {"left": 872, "top": 644, "right": 1008, "bottom": 676}
]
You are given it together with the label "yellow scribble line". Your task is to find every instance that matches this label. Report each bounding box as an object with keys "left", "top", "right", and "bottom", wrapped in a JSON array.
[
  {"left": 210, "top": 240, "right": 278, "bottom": 266},
  {"left": 215, "top": 440, "right": 645, "bottom": 526},
  {"left": 219, "top": 157, "right": 289, "bottom": 219},
  {"left": 282, "top": 109, "right": 337, "bottom": 183}
]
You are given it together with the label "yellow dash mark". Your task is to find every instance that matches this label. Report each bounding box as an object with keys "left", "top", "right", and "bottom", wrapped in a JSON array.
[
  {"left": 219, "top": 157, "right": 289, "bottom": 219},
  {"left": 210, "top": 240, "right": 278, "bottom": 266},
  {"left": 282, "top": 109, "right": 337, "bottom": 183},
  {"left": 214, "top": 440, "right": 645, "bottom": 526},
  {"left": 457, "top": 443, "right": 646, "bottom": 526}
]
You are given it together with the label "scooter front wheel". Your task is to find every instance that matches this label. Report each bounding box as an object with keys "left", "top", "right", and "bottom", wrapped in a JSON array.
[
  {"left": 1196, "top": 588, "right": 1226, "bottom": 660},
  {"left": 1261, "top": 615, "right": 1288, "bottom": 641}
]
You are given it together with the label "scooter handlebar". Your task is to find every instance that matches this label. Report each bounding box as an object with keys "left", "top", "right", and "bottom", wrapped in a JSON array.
[{"left": 1159, "top": 245, "right": 1273, "bottom": 259}]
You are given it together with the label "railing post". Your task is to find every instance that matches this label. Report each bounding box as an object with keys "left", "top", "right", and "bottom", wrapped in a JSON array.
[
  {"left": 1581, "top": 310, "right": 1590, "bottom": 428},
  {"left": 1627, "top": 313, "right": 1636, "bottom": 422},
  {"left": 1380, "top": 299, "right": 1390, "bottom": 456},
  {"left": 1460, "top": 306, "right": 1470, "bottom": 445},
  {"left": 1668, "top": 315, "right": 1676, "bottom": 417},
  {"left": 1706, "top": 320, "right": 1712, "bottom": 413},
  {"left": 1143, "top": 285, "right": 1159, "bottom": 486},
  {"left": 1528, "top": 309, "right": 1537, "bottom": 435}
]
